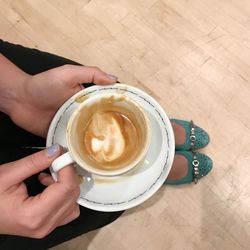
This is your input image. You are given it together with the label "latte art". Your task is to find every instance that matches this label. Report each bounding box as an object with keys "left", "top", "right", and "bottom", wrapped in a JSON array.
[
  {"left": 82, "top": 110, "right": 139, "bottom": 169},
  {"left": 73, "top": 94, "right": 148, "bottom": 172},
  {"left": 85, "top": 111, "right": 129, "bottom": 163}
]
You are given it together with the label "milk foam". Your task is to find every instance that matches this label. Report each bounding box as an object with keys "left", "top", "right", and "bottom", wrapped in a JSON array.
[{"left": 86, "top": 111, "right": 126, "bottom": 163}]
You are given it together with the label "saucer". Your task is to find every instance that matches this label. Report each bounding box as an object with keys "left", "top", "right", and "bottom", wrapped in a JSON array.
[{"left": 46, "top": 84, "right": 175, "bottom": 212}]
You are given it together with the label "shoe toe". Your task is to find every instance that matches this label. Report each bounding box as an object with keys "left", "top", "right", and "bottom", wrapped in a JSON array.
[
  {"left": 196, "top": 152, "right": 213, "bottom": 177},
  {"left": 193, "top": 127, "right": 210, "bottom": 150}
]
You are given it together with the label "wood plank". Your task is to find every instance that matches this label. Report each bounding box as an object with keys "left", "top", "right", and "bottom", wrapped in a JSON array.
[{"left": 1, "top": 0, "right": 250, "bottom": 249}]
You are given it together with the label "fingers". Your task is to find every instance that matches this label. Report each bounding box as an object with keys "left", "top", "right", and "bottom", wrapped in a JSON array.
[
  {"left": 58, "top": 203, "right": 80, "bottom": 227},
  {"left": 20, "top": 163, "right": 80, "bottom": 238},
  {"left": 0, "top": 144, "right": 61, "bottom": 189},
  {"left": 33, "top": 164, "right": 80, "bottom": 214},
  {"left": 39, "top": 173, "right": 55, "bottom": 186},
  {"left": 57, "top": 163, "right": 78, "bottom": 183},
  {"left": 22, "top": 163, "right": 79, "bottom": 237},
  {"left": 59, "top": 65, "right": 118, "bottom": 85},
  {"left": 42, "top": 191, "right": 79, "bottom": 229}
]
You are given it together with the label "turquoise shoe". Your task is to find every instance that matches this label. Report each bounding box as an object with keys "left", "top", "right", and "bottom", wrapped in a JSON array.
[
  {"left": 164, "top": 151, "right": 213, "bottom": 185},
  {"left": 170, "top": 119, "right": 210, "bottom": 151}
]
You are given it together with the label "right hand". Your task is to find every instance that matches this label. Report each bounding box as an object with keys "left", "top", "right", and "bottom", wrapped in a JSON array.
[{"left": 0, "top": 144, "right": 80, "bottom": 238}]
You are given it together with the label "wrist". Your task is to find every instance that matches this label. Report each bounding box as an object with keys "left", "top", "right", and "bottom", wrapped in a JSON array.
[
  {"left": 0, "top": 74, "right": 30, "bottom": 116},
  {"left": 0, "top": 54, "right": 31, "bottom": 116}
]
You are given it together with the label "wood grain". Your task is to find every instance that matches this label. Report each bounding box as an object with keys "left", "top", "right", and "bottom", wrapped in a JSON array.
[{"left": 1, "top": 0, "right": 250, "bottom": 249}]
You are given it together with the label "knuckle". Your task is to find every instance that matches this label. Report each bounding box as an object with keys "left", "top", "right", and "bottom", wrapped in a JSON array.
[
  {"left": 73, "top": 185, "right": 81, "bottom": 198},
  {"left": 63, "top": 182, "right": 75, "bottom": 193},
  {"left": 19, "top": 211, "right": 44, "bottom": 231},
  {"left": 31, "top": 228, "right": 51, "bottom": 239},
  {"left": 62, "top": 183, "right": 80, "bottom": 199},
  {"left": 28, "top": 154, "right": 37, "bottom": 167},
  {"left": 66, "top": 205, "right": 80, "bottom": 223},
  {"left": 74, "top": 206, "right": 80, "bottom": 219},
  {"left": 27, "top": 153, "right": 42, "bottom": 171},
  {"left": 14, "top": 153, "right": 41, "bottom": 180},
  {"left": 61, "top": 64, "right": 72, "bottom": 71},
  {"left": 90, "top": 66, "right": 100, "bottom": 72},
  {"left": 65, "top": 182, "right": 80, "bottom": 195},
  {"left": 60, "top": 65, "right": 74, "bottom": 77},
  {"left": 24, "top": 218, "right": 54, "bottom": 239}
]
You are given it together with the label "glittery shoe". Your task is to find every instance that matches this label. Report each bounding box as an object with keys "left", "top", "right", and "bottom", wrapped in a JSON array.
[
  {"left": 170, "top": 119, "right": 210, "bottom": 151},
  {"left": 165, "top": 151, "right": 213, "bottom": 185}
]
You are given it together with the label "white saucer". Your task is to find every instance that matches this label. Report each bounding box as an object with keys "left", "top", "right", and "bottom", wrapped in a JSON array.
[{"left": 46, "top": 84, "right": 175, "bottom": 212}]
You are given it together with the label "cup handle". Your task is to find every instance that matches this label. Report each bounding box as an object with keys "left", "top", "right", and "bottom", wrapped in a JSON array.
[{"left": 51, "top": 152, "right": 75, "bottom": 172}]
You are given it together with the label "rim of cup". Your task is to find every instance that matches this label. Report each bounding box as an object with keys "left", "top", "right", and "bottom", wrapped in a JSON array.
[{"left": 66, "top": 92, "right": 151, "bottom": 176}]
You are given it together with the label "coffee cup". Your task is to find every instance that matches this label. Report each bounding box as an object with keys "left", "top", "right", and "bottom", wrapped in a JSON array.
[{"left": 51, "top": 93, "right": 151, "bottom": 176}]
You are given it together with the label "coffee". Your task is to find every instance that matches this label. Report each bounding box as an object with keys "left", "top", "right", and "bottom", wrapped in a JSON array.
[
  {"left": 52, "top": 92, "right": 151, "bottom": 176},
  {"left": 74, "top": 96, "right": 146, "bottom": 171}
]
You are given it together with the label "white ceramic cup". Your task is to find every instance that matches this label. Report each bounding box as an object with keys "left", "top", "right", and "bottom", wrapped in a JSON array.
[{"left": 51, "top": 93, "right": 151, "bottom": 176}]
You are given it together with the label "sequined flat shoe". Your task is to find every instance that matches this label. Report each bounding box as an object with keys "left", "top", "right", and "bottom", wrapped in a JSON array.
[
  {"left": 164, "top": 151, "right": 213, "bottom": 185},
  {"left": 170, "top": 119, "right": 210, "bottom": 151}
]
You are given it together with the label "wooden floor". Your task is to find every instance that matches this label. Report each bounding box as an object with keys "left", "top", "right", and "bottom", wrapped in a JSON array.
[{"left": 1, "top": 0, "right": 250, "bottom": 249}]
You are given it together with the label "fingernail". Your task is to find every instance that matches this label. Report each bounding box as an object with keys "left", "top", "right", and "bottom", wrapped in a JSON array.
[
  {"left": 39, "top": 172, "right": 47, "bottom": 178},
  {"left": 47, "top": 144, "right": 60, "bottom": 157},
  {"left": 106, "top": 74, "right": 118, "bottom": 81}
]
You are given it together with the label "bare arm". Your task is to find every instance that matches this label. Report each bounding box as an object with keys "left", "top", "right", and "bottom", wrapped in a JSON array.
[
  {"left": 0, "top": 54, "right": 30, "bottom": 115},
  {"left": 0, "top": 53, "right": 117, "bottom": 137}
]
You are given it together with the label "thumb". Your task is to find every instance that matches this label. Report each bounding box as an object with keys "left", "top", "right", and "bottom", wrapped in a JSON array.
[
  {"left": 58, "top": 65, "right": 118, "bottom": 85},
  {"left": 0, "top": 144, "right": 61, "bottom": 189}
]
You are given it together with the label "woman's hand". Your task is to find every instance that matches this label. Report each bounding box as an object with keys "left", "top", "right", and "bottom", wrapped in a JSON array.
[
  {"left": 10, "top": 64, "right": 117, "bottom": 137},
  {"left": 0, "top": 54, "right": 117, "bottom": 137},
  {"left": 0, "top": 144, "right": 80, "bottom": 238}
]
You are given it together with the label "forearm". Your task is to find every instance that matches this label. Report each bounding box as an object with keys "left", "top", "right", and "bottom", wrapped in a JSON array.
[{"left": 0, "top": 54, "right": 30, "bottom": 116}]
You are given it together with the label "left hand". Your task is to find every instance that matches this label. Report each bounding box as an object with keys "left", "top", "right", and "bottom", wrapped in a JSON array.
[{"left": 10, "top": 65, "right": 117, "bottom": 137}]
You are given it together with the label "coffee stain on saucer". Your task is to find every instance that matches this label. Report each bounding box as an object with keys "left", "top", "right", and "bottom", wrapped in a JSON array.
[{"left": 75, "top": 95, "right": 89, "bottom": 103}]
